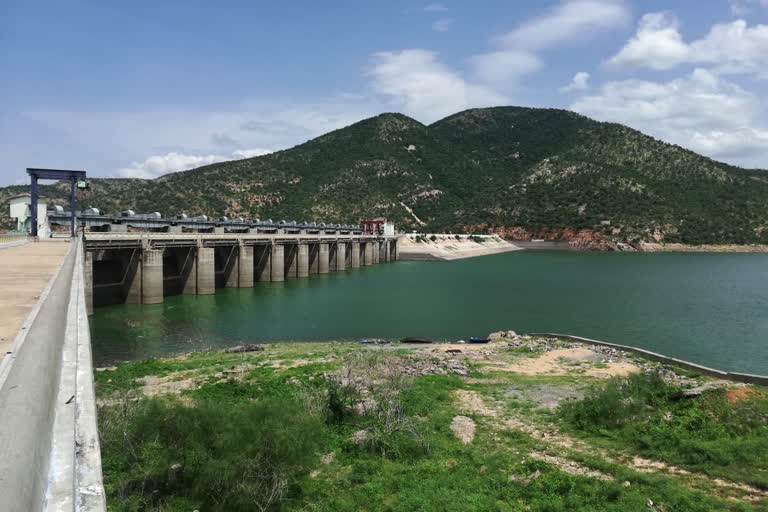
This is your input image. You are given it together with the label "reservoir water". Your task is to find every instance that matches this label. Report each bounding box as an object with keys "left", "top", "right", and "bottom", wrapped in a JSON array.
[{"left": 90, "top": 251, "right": 768, "bottom": 374}]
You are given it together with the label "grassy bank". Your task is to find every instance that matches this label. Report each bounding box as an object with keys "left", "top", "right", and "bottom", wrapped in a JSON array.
[{"left": 95, "top": 337, "right": 768, "bottom": 511}]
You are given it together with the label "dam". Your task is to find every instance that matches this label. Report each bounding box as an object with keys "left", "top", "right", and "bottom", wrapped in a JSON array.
[{"left": 84, "top": 232, "right": 398, "bottom": 313}]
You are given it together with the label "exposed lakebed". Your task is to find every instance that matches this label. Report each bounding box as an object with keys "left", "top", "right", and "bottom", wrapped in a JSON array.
[{"left": 90, "top": 250, "right": 768, "bottom": 374}]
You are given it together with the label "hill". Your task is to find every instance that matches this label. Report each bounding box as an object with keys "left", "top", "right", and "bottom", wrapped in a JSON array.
[{"left": 2, "top": 106, "right": 768, "bottom": 246}]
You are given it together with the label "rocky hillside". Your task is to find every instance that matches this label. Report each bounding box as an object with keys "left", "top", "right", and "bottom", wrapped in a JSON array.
[{"left": 3, "top": 107, "right": 768, "bottom": 246}]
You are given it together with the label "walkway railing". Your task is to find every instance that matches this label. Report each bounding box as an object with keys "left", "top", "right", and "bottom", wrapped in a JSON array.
[{"left": 0, "top": 233, "right": 28, "bottom": 246}]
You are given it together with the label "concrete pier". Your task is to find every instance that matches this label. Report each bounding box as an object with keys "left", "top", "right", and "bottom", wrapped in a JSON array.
[
  {"left": 125, "top": 252, "right": 142, "bottom": 304},
  {"left": 351, "top": 241, "right": 360, "bottom": 268},
  {"left": 225, "top": 246, "right": 240, "bottom": 288},
  {"left": 379, "top": 241, "right": 386, "bottom": 263},
  {"left": 328, "top": 243, "right": 337, "bottom": 272},
  {"left": 336, "top": 242, "right": 346, "bottom": 271},
  {"left": 298, "top": 244, "right": 309, "bottom": 278},
  {"left": 364, "top": 242, "right": 373, "bottom": 266},
  {"left": 197, "top": 247, "right": 215, "bottom": 294},
  {"left": 285, "top": 244, "right": 298, "bottom": 279},
  {"left": 255, "top": 245, "right": 270, "bottom": 282},
  {"left": 309, "top": 244, "right": 319, "bottom": 274},
  {"left": 239, "top": 245, "right": 254, "bottom": 287},
  {"left": 271, "top": 244, "right": 285, "bottom": 282},
  {"left": 141, "top": 249, "right": 164, "bottom": 304},
  {"left": 319, "top": 243, "right": 329, "bottom": 274},
  {"left": 182, "top": 249, "right": 197, "bottom": 295}
]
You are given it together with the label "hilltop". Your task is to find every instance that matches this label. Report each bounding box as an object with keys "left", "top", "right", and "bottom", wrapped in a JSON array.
[{"left": 3, "top": 107, "right": 768, "bottom": 247}]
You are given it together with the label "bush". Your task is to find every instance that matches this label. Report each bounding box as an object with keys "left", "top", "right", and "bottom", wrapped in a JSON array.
[
  {"left": 99, "top": 397, "right": 325, "bottom": 511},
  {"left": 429, "top": 234, "right": 437, "bottom": 242},
  {"left": 308, "top": 352, "right": 431, "bottom": 458},
  {"left": 559, "top": 372, "right": 768, "bottom": 488}
]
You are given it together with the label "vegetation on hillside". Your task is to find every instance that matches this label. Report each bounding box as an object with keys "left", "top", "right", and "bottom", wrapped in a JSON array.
[{"left": 3, "top": 107, "right": 767, "bottom": 245}]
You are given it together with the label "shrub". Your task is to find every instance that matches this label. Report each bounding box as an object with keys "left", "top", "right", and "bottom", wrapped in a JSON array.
[
  {"left": 309, "top": 352, "right": 431, "bottom": 458},
  {"left": 559, "top": 372, "right": 768, "bottom": 488},
  {"left": 99, "top": 397, "right": 325, "bottom": 511},
  {"left": 429, "top": 234, "right": 437, "bottom": 242}
]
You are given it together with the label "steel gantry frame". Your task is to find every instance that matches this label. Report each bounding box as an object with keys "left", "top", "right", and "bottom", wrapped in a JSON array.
[{"left": 26, "top": 168, "right": 87, "bottom": 238}]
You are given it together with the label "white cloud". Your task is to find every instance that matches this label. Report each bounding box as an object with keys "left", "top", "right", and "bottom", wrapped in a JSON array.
[
  {"left": 606, "top": 12, "right": 689, "bottom": 70},
  {"left": 499, "top": 0, "right": 630, "bottom": 50},
  {"left": 369, "top": 49, "right": 507, "bottom": 123},
  {"left": 231, "top": 148, "right": 272, "bottom": 159},
  {"left": 730, "top": 0, "right": 768, "bottom": 16},
  {"left": 570, "top": 69, "right": 768, "bottom": 168},
  {"left": 608, "top": 12, "right": 768, "bottom": 75},
  {"left": 423, "top": 3, "right": 449, "bottom": 12},
  {"left": 211, "top": 132, "right": 239, "bottom": 146},
  {"left": 471, "top": 0, "right": 628, "bottom": 87},
  {"left": 116, "top": 148, "right": 272, "bottom": 179},
  {"left": 470, "top": 51, "right": 542, "bottom": 84},
  {"left": 559, "top": 71, "right": 590, "bottom": 92},
  {"left": 432, "top": 18, "right": 453, "bottom": 32}
]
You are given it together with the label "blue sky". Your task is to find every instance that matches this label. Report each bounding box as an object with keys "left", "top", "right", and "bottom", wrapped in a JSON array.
[{"left": 2, "top": 0, "right": 768, "bottom": 184}]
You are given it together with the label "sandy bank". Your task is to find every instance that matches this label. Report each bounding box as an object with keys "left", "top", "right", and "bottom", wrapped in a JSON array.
[{"left": 398, "top": 236, "right": 522, "bottom": 261}]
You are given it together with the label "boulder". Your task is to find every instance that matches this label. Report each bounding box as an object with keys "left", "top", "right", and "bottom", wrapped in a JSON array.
[{"left": 224, "top": 344, "right": 264, "bottom": 353}]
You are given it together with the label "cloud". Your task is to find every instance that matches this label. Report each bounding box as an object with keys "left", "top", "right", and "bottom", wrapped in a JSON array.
[
  {"left": 432, "top": 18, "right": 453, "bottom": 32},
  {"left": 211, "top": 132, "right": 239, "bottom": 146},
  {"left": 470, "top": 51, "right": 542, "bottom": 84},
  {"left": 116, "top": 148, "right": 272, "bottom": 179},
  {"left": 470, "top": 0, "right": 628, "bottom": 87},
  {"left": 559, "top": 71, "right": 590, "bottom": 92},
  {"left": 607, "top": 12, "right": 768, "bottom": 76},
  {"left": 423, "top": 3, "right": 449, "bottom": 12},
  {"left": 570, "top": 69, "right": 768, "bottom": 168},
  {"left": 606, "top": 12, "right": 689, "bottom": 70},
  {"left": 368, "top": 49, "right": 508, "bottom": 123},
  {"left": 499, "top": 0, "right": 630, "bottom": 50},
  {"left": 730, "top": 0, "right": 768, "bottom": 16}
]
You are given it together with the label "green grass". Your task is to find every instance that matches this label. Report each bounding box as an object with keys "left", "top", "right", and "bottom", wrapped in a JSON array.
[
  {"left": 558, "top": 372, "right": 768, "bottom": 489},
  {"left": 97, "top": 347, "right": 765, "bottom": 511}
]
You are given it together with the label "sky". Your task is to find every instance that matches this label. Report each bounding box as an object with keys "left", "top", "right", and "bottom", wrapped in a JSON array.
[{"left": 2, "top": 0, "right": 768, "bottom": 185}]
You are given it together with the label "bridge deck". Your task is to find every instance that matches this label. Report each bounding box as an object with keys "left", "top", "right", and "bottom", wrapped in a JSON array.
[{"left": 0, "top": 240, "right": 71, "bottom": 362}]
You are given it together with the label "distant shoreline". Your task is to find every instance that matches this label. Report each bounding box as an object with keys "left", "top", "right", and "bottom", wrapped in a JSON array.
[{"left": 510, "top": 239, "right": 768, "bottom": 253}]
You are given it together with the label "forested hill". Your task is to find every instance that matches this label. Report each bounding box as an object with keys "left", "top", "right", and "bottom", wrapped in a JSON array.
[{"left": 2, "top": 106, "right": 768, "bottom": 245}]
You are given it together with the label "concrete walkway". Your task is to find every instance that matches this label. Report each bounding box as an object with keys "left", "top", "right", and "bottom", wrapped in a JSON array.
[{"left": 0, "top": 240, "right": 71, "bottom": 362}]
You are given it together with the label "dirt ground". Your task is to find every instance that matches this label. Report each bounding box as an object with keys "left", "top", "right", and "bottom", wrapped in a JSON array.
[{"left": 0, "top": 240, "right": 71, "bottom": 362}]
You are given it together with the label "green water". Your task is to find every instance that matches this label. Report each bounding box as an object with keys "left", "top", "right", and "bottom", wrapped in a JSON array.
[{"left": 90, "top": 251, "right": 768, "bottom": 374}]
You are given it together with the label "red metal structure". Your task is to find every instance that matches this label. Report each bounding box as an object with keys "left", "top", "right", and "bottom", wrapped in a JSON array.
[{"left": 360, "top": 218, "right": 386, "bottom": 235}]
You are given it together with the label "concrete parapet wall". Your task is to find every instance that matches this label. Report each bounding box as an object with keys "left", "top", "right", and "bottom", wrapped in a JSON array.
[
  {"left": 530, "top": 333, "right": 768, "bottom": 386},
  {"left": 0, "top": 238, "right": 106, "bottom": 511}
]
